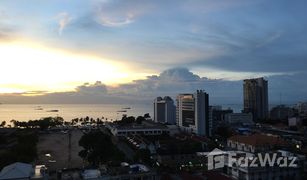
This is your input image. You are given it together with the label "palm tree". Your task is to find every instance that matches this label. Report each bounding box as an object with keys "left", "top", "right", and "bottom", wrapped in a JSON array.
[{"left": 0, "top": 121, "right": 6, "bottom": 127}]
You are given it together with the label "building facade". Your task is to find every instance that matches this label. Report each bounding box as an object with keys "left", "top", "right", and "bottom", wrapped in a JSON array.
[
  {"left": 154, "top": 96, "right": 176, "bottom": 124},
  {"left": 270, "top": 105, "right": 296, "bottom": 120},
  {"left": 227, "top": 134, "right": 286, "bottom": 153},
  {"left": 106, "top": 121, "right": 169, "bottom": 137},
  {"left": 296, "top": 102, "right": 307, "bottom": 118},
  {"left": 225, "top": 113, "right": 254, "bottom": 126},
  {"left": 176, "top": 90, "right": 211, "bottom": 136},
  {"left": 210, "top": 106, "right": 233, "bottom": 131},
  {"left": 243, "top": 77, "right": 268, "bottom": 120},
  {"left": 224, "top": 151, "right": 301, "bottom": 180}
]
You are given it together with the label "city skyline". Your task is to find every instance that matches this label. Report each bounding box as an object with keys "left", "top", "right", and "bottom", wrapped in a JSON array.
[{"left": 1, "top": 1, "right": 307, "bottom": 179}]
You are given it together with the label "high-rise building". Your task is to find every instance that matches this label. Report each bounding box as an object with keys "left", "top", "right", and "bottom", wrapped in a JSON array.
[
  {"left": 243, "top": 77, "right": 268, "bottom": 120},
  {"left": 154, "top": 96, "right": 176, "bottom": 124},
  {"left": 209, "top": 106, "right": 233, "bottom": 131},
  {"left": 176, "top": 90, "right": 211, "bottom": 136},
  {"left": 296, "top": 102, "right": 307, "bottom": 117}
]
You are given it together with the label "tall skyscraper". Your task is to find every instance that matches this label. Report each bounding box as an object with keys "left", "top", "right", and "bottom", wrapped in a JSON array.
[
  {"left": 154, "top": 96, "right": 176, "bottom": 124},
  {"left": 176, "top": 90, "right": 211, "bottom": 136},
  {"left": 243, "top": 77, "right": 268, "bottom": 120}
]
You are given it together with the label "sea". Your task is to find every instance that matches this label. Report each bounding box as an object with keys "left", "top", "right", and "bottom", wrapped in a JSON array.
[
  {"left": 0, "top": 103, "right": 244, "bottom": 124},
  {"left": 0, "top": 104, "right": 153, "bottom": 123}
]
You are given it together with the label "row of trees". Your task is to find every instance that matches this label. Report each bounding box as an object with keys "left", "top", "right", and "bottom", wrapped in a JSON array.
[
  {"left": 3, "top": 116, "right": 109, "bottom": 129},
  {"left": 10, "top": 117, "right": 64, "bottom": 130},
  {"left": 116, "top": 113, "right": 151, "bottom": 125},
  {"left": 1, "top": 112, "right": 152, "bottom": 128},
  {"left": 70, "top": 116, "right": 105, "bottom": 126}
]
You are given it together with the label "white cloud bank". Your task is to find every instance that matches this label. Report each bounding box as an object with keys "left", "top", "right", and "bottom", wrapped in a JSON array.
[{"left": 0, "top": 68, "right": 307, "bottom": 104}]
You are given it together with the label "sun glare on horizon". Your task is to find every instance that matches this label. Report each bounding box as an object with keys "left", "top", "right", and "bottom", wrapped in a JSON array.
[{"left": 0, "top": 41, "right": 142, "bottom": 94}]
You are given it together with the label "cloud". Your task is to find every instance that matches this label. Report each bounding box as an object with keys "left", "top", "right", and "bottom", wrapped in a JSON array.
[
  {"left": 114, "top": 68, "right": 243, "bottom": 103},
  {"left": 75, "top": 81, "right": 108, "bottom": 95},
  {"left": 185, "top": 25, "right": 307, "bottom": 73},
  {"left": 0, "top": 11, "right": 17, "bottom": 41},
  {"left": 255, "top": 31, "right": 283, "bottom": 48},
  {"left": 57, "top": 12, "right": 72, "bottom": 35},
  {"left": 94, "top": 0, "right": 152, "bottom": 27},
  {"left": 1, "top": 1, "right": 307, "bottom": 105},
  {"left": 0, "top": 25, "right": 17, "bottom": 42},
  {"left": 0, "top": 30, "right": 10, "bottom": 40},
  {"left": 1, "top": 68, "right": 307, "bottom": 104},
  {"left": 28, "top": 0, "right": 307, "bottom": 78}
]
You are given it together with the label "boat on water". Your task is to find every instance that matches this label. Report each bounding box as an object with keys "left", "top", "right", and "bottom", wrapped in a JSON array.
[
  {"left": 47, "top": 110, "right": 59, "bottom": 112},
  {"left": 122, "top": 107, "right": 131, "bottom": 109},
  {"left": 117, "top": 110, "right": 127, "bottom": 112},
  {"left": 35, "top": 106, "right": 43, "bottom": 110}
]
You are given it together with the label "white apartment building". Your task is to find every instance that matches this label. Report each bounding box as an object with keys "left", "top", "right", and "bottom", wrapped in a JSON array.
[
  {"left": 154, "top": 96, "right": 176, "bottom": 124},
  {"left": 176, "top": 90, "right": 211, "bottom": 136}
]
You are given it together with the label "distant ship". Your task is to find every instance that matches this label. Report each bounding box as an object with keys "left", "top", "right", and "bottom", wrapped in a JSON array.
[
  {"left": 117, "top": 110, "right": 127, "bottom": 112},
  {"left": 47, "top": 110, "right": 59, "bottom": 112},
  {"left": 122, "top": 107, "right": 131, "bottom": 110},
  {"left": 35, "top": 106, "right": 43, "bottom": 110}
]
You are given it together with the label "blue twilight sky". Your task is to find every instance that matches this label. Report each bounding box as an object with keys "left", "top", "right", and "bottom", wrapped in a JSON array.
[{"left": 0, "top": 0, "right": 307, "bottom": 104}]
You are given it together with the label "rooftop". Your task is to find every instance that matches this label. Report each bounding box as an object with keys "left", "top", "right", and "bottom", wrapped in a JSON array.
[
  {"left": 0, "top": 162, "right": 33, "bottom": 180},
  {"left": 228, "top": 134, "right": 286, "bottom": 146},
  {"left": 109, "top": 120, "right": 168, "bottom": 130}
]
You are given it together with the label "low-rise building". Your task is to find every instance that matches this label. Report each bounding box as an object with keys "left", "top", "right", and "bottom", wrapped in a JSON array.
[
  {"left": 288, "top": 117, "right": 301, "bottom": 127},
  {"left": 224, "top": 151, "right": 302, "bottom": 180},
  {"left": 125, "top": 135, "right": 156, "bottom": 154},
  {"left": 227, "top": 134, "right": 286, "bottom": 153},
  {"left": 106, "top": 121, "right": 169, "bottom": 137},
  {"left": 270, "top": 105, "right": 296, "bottom": 120},
  {"left": 197, "top": 147, "right": 304, "bottom": 180}
]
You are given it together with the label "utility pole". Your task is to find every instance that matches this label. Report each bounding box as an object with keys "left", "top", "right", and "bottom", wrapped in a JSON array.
[{"left": 68, "top": 130, "right": 71, "bottom": 169}]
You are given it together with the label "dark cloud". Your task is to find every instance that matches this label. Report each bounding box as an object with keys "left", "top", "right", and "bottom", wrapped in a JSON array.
[
  {"left": 75, "top": 81, "right": 107, "bottom": 95},
  {"left": 180, "top": 1, "right": 307, "bottom": 73},
  {"left": 186, "top": 28, "right": 307, "bottom": 73}
]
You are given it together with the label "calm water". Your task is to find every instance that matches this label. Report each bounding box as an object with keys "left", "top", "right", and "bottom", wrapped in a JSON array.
[
  {"left": 0, "top": 104, "right": 153, "bottom": 123},
  {"left": 0, "top": 103, "right": 246, "bottom": 124}
]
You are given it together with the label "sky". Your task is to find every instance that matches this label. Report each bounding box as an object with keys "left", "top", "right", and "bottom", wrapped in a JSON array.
[{"left": 0, "top": 0, "right": 307, "bottom": 104}]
